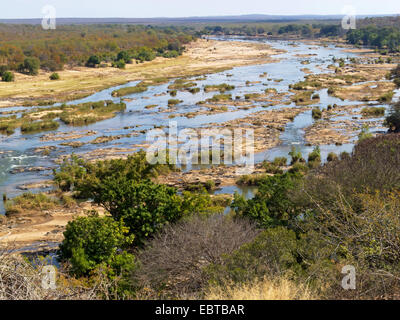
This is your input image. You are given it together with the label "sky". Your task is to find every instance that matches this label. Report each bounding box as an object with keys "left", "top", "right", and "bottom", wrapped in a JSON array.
[{"left": 0, "top": 0, "right": 399, "bottom": 19}]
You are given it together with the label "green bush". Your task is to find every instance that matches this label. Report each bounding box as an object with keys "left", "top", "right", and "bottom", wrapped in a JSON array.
[
  {"left": 2, "top": 71, "right": 14, "bottom": 82},
  {"left": 307, "top": 146, "right": 321, "bottom": 168},
  {"left": 112, "top": 59, "right": 126, "bottom": 69},
  {"left": 59, "top": 215, "right": 135, "bottom": 277},
  {"left": 263, "top": 162, "right": 284, "bottom": 174},
  {"left": 232, "top": 173, "right": 301, "bottom": 228},
  {"left": 289, "top": 146, "right": 305, "bottom": 165},
  {"left": 134, "top": 47, "right": 156, "bottom": 62},
  {"left": 272, "top": 157, "right": 288, "bottom": 167},
  {"left": 385, "top": 102, "right": 400, "bottom": 133},
  {"left": 49, "top": 72, "right": 60, "bottom": 80},
  {"left": 87, "top": 178, "right": 183, "bottom": 245},
  {"left": 53, "top": 151, "right": 174, "bottom": 193},
  {"left": 86, "top": 55, "right": 101, "bottom": 67},
  {"left": 116, "top": 51, "right": 132, "bottom": 64}
]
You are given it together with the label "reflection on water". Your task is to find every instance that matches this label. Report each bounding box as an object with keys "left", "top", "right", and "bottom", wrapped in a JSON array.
[{"left": 0, "top": 37, "right": 396, "bottom": 214}]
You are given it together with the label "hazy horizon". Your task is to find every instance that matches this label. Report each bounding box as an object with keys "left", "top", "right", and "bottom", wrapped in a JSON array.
[{"left": 1, "top": 0, "right": 399, "bottom": 19}]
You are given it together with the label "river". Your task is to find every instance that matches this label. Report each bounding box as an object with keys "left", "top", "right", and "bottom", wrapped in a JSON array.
[{"left": 0, "top": 37, "right": 397, "bottom": 214}]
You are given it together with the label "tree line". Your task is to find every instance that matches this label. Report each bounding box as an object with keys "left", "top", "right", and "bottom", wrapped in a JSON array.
[{"left": 0, "top": 24, "right": 196, "bottom": 79}]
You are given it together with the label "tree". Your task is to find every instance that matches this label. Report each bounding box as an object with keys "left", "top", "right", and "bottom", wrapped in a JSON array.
[
  {"left": 86, "top": 177, "right": 184, "bottom": 245},
  {"left": 134, "top": 47, "right": 156, "bottom": 62},
  {"left": 20, "top": 57, "right": 40, "bottom": 75},
  {"left": 116, "top": 51, "right": 132, "bottom": 64},
  {"left": 86, "top": 55, "right": 101, "bottom": 68},
  {"left": 232, "top": 173, "right": 301, "bottom": 228},
  {"left": 1, "top": 71, "right": 14, "bottom": 82},
  {"left": 385, "top": 102, "right": 400, "bottom": 133},
  {"left": 59, "top": 215, "right": 135, "bottom": 277}
]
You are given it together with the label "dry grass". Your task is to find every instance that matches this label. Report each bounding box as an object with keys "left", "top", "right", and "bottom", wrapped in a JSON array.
[
  {"left": 0, "top": 248, "right": 103, "bottom": 300},
  {"left": 205, "top": 277, "right": 317, "bottom": 301}
]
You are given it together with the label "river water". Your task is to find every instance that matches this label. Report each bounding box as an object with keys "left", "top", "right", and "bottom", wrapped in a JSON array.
[{"left": 0, "top": 37, "right": 396, "bottom": 214}]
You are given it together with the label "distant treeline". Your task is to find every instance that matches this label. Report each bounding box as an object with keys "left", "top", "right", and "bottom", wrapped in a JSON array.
[
  {"left": 200, "top": 16, "right": 400, "bottom": 52},
  {"left": 0, "top": 24, "right": 196, "bottom": 74},
  {"left": 347, "top": 26, "right": 400, "bottom": 52},
  {"left": 200, "top": 23, "right": 344, "bottom": 38}
]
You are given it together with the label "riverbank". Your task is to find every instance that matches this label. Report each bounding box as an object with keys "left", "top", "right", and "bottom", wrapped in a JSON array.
[{"left": 0, "top": 39, "right": 283, "bottom": 108}]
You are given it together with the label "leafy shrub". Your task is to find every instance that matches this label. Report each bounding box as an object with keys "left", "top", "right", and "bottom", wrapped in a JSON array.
[
  {"left": 232, "top": 173, "right": 301, "bottom": 228},
  {"left": 116, "top": 51, "right": 132, "bottom": 64},
  {"left": 53, "top": 151, "right": 174, "bottom": 194},
  {"left": 112, "top": 59, "right": 126, "bottom": 69},
  {"left": 49, "top": 72, "right": 60, "bottom": 80},
  {"left": 289, "top": 146, "right": 305, "bottom": 165},
  {"left": 272, "top": 157, "right": 288, "bottom": 166},
  {"left": 236, "top": 174, "right": 271, "bottom": 186},
  {"left": 86, "top": 55, "right": 101, "bottom": 68},
  {"left": 385, "top": 102, "right": 400, "bottom": 133},
  {"left": 1, "top": 71, "right": 14, "bottom": 82},
  {"left": 295, "top": 134, "right": 400, "bottom": 209},
  {"left": 59, "top": 215, "right": 135, "bottom": 278},
  {"left": 307, "top": 146, "right": 321, "bottom": 168},
  {"left": 263, "top": 162, "right": 284, "bottom": 174},
  {"left": 87, "top": 178, "right": 183, "bottom": 245}
]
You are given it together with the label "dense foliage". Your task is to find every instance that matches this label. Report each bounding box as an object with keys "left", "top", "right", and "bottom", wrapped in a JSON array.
[
  {"left": 200, "top": 23, "right": 343, "bottom": 38},
  {"left": 347, "top": 26, "right": 400, "bottom": 52},
  {"left": 59, "top": 215, "right": 135, "bottom": 277},
  {"left": 0, "top": 24, "right": 195, "bottom": 72}
]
